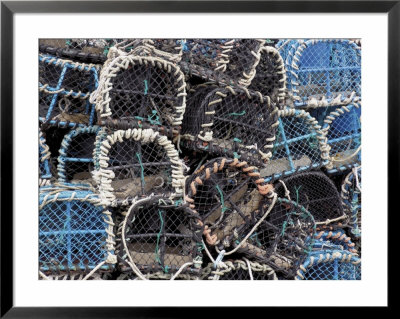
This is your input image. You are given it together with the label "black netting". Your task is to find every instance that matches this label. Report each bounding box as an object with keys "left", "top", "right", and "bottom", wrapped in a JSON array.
[
  {"left": 107, "top": 139, "right": 174, "bottom": 201},
  {"left": 180, "top": 39, "right": 263, "bottom": 86},
  {"left": 248, "top": 46, "right": 286, "bottom": 105},
  {"left": 96, "top": 55, "right": 185, "bottom": 128},
  {"left": 273, "top": 171, "right": 344, "bottom": 224},
  {"left": 118, "top": 196, "right": 203, "bottom": 275},
  {"left": 182, "top": 86, "right": 279, "bottom": 166},
  {"left": 185, "top": 157, "right": 274, "bottom": 249},
  {"left": 235, "top": 198, "right": 316, "bottom": 278}
]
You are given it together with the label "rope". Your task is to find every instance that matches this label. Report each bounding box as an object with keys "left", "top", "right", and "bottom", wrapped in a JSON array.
[
  {"left": 216, "top": 193, "right": 277, "bottom": 256},
  {"left": 244, "top": 258, "right": 254, "bottom": 280},
  {"left": 215, "top": 185, "right": 228, "bottom": 213}
]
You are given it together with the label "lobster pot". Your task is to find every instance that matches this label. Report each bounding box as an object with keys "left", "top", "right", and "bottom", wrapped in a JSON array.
[
  {"left": 39, "top": 187, "right": 115, "bottom": 274},
  {"left": 95, "top": 128, "right": 185, "bottom": 207},
  {"left": 180, "top": 39, "right": 264, "bottom": 87},
  {"left": 57, "top": 126, "right": 105, "bottom": 185},
  {"left": 312, "top": 230, "right": 358, "bottom": 254},
  {"left": 39, "top": 130, "right": 52, "bottom": 182},
  {"left": 235, "top": 198, "right": 316, "bottom": 278},
  {"left": 93, "top": 54, "right": 187, "bottom": 129},
  {"left": 262, "top": 109, "right": 327, "bottom": 182},
  {"left": 295, "top": 250, "right": 361, "bottom": 280},
  {"left": 341, "top": 167, "right": 361, "bottom": 238},
  {"left": 204, "top": 260, "right": 278, "bottom": 280},
  {"left": 182, "top": 86, "right": 279, "bottom": 166},
  {"left": 39, "top": 54, "right": 100, "bottom": 126},
  {"left": 287, "top": 39, "right": 361, "bottom": 108},
  {"left": 118, "top": 196, "right": 203, "bottom": 276},
  {"left": 273, "top": 171, "right": 344, "bottom": 225},
  {"left": 248, "top": 46, "right": 287, "bottom": 106},
  {"left": 322, "top": 103, "right": 361, "bottom": 173},
  {"left": 185, "top": 157, "right": 275, "bottom": 250}
]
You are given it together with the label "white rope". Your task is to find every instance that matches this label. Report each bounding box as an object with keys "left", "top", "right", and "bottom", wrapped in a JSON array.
[
  {"left": 244, "top": 258, "right": 254, "bottom": 280},
  {"left": 216, "top": 193, "right": 277, "bottom": 256},
  {"left": 121, "top": 197, "right": 152, "bottom": 280}
]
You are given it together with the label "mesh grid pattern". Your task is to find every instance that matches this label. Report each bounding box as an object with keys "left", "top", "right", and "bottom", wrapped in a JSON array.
[
  {"left": 39, "top": 190, "right": 111, "bottom": 273},
  {"left": 262, "top": 109, "right": 326, "bottom": 182},
  {"left": 94, "top": 54, "right": 186, "bottom": 128},
  {"left": 57, "top": 126, "right": 102, "bottom": 184},
  {"left": 296, "top": 250, "right": 361, "bottom": 280},
  {"left": 248, "top": 46, "right": 286, "bottom": 105},
  {"left": 180, "top": 39, "right": 263, "bottom": 86},
  {"left": 37, "top": 38, "right": 361, "bottom": 280},
  {"left": 323, "top": 104, "right": 361, "bottom": 173},
  {"left": 185, "top": 157, "right": 274, "bottom": 249},
  {"left": 288, "top": 40, "right": 361, "bottom": 107},
  {"left": 39, "top": 55, "right": 99, "bottom": 126},
  {"left": 236, "top": 198, "right": 316, "bottom": 278},
  {"left": 118, "top": 196, "right": 203, "bottom": 275},
  {"left": 273, "top": 171, "right": 343, "bottom": 224},
  {"left": 107, "top": 139, "right": 174, "bottom": 201},
  {"left": 183, "top": 86, "right": 279, "bottom": 166}
]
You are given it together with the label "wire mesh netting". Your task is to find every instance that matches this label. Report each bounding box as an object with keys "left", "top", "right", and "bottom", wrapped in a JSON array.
[
  {"left": 295, "top": 250, "right": 361, "bottom": 280},
  {"left": 57, "top": 126, "right": 103, "bottom": 185},
  {"left": 39, "top": 54, "right": 100, "bottom": 126},
  {"left": 248, "top": 46, "right": 287, "bottom": 106},
  {"left": 94, "top": 128, "right": 185, "bottom": 207},
  {"left": 261, "top": 108, "right": 327, "bottom": 182},
  {"left": 234, "top": 197, "right": 316, "bottom": 278},
  {"left": 273, "top": 171, "right": 344, "bottom": 225},
  {"left": 39, "top": 186, "right": 115, "bottom": 274},
  {"left": 322, "top": 103, "right": 361, "bottom": 173},
  {"left": 341, "top": 167, "right": 362, "bottom": 239},
  {"left": 182, "top": 86, "right": 279, "bottom": 166},
  {"left": 38, "top": 38, "right": 361, "bottom": 280},
  {"left": 180, "top": 39, "right": 264, "bottom": 87},
  {"left": 185, "top": 157, "right": 275, "bottom": 250},
  {"left": 117, "top": 196, "right": 203, "bottom": 277},
  {"left": 285, "top": 39, "right": 361, "bottom": 108},
  {"left": 92, "top": 53, "right": 187, "bottom": 129}
]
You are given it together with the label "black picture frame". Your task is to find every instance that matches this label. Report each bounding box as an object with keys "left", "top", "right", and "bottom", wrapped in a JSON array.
[{"left": 1, "top": 0, "right": 395, "bottom": 317}]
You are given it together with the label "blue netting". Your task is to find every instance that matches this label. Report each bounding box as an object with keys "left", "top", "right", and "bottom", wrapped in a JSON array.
[
  {"left": 39, "top": 188, "right": 112, "bottom": 272},
  {"left": 323, "top": 104, "right": 361, "bottom": 173},
  {"left": 39, "top": 54, "right": 98, "bottom": 125},
  {"left": 296, "top": 250, "right": 361, "bottom": 280},
  {"left": 263, "top": 110, "right": 327, "bottom": 182},
  {"left": 286, "top": 40, "right": 361, "bottom": 107},
  {"left": 57, "top": 126, "right": 101, "bottom": 184}
]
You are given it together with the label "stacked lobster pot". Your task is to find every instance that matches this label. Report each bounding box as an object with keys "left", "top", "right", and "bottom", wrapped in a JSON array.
[
  {"left": 38, "top": 38, "right": 361, "bottom": 280},
  {"left": 273, "top": 38, "right": 362, "bottom": 280}
]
